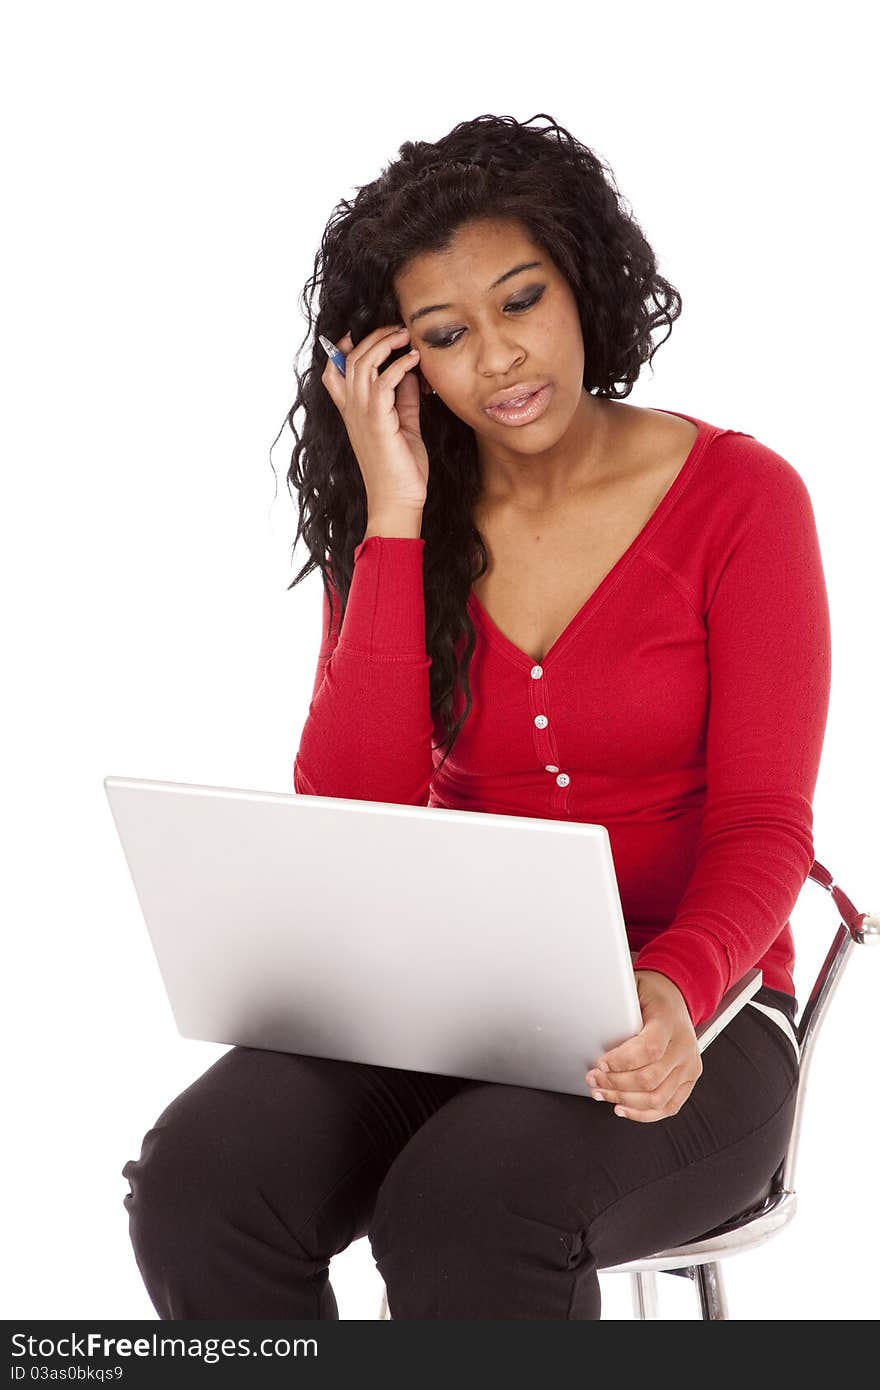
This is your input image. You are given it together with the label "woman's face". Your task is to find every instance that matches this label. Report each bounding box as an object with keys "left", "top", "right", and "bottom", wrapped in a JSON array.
[{"left": 394, "top": 216, "right": 586, "bottom": 455}]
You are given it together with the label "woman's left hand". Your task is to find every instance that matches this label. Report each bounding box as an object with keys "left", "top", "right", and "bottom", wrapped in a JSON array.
[{"left": 585, "top": 970, "right": 703, "bottom": 1122}]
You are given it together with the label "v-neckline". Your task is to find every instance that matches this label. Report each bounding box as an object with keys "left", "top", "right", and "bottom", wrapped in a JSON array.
[{"left": 466, "top": 409, "right": 713, "bottom": 670}]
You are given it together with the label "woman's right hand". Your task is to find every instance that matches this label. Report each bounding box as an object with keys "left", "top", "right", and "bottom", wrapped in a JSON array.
[{"left": 321, "top": 323, "right": 430, "bottom": 514}]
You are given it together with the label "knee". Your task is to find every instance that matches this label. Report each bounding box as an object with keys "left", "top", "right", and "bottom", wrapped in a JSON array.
[
  {"left": 366, "top": 1102, "right": 589, "bottom": 1280},
  {"left": 122, "top": 1122, "right": 190, "bottom": 1241},
  {"left": 367, "top": 1123, "right": 501, "bottom": 1262},
  {"left": 366, "top": 1122, "right": 592, "bottom": 1319},
  {"left": 122, "top": 1104, "right": 232, "bottom": 1252}
]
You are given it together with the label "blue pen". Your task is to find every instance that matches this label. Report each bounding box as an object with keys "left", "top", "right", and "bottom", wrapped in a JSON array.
[{"left": 318, "top": 333, "right": 348, "bottom": 377}]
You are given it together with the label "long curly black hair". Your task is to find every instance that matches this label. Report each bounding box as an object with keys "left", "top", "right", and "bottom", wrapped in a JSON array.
[{"left": 275, "top": 112, "right": 682, "bottom": 773}]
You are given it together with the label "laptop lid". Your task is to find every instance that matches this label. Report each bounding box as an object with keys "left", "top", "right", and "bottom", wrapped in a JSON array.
[{"left": 104, "top": 776, "right": 759, "bottom": 1098}]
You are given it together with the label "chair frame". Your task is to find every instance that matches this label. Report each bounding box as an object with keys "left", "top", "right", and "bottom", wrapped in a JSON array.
[{"left": 377, "top": 859, "right": 879, "bottom": 1320}]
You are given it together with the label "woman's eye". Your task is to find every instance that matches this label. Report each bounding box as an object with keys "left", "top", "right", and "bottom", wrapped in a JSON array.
[{"left": 427, "top": 286, "right": 545, "bottom": 349}]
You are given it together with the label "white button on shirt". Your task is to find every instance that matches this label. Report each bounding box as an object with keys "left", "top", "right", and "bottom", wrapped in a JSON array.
[{"left": 532, "top": 673, "right": 564, "bottom": 784}]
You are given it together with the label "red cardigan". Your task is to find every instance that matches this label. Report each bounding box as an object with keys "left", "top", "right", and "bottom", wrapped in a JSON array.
[{"left": 293, "top": 411, "right": 832, "bottom": 1027}]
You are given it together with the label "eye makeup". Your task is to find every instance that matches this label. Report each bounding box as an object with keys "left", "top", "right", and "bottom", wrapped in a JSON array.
[{"left": 423, "top": 284, "right": 546, "bottom": 349}]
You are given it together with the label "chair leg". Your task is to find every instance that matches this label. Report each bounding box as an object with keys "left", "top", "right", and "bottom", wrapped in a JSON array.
[
  {"left": 630, "top": 1271, "right": 660, "bottom": 1319},
  {"left": 694, "top": 1261, "right": 729, "bottom": 1319}
]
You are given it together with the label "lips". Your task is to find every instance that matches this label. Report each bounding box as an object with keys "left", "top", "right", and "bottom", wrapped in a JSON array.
[
  {"left": 484, "top": 382, "right": 554, "bottom": 425},
  {"left": 484, "top": 382, "right": 549, "bottom": 410}
]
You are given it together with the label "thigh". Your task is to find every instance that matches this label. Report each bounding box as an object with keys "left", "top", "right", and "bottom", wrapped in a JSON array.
[
  {"left": 123, "top": 1046, "right": 471, "bottom": 1259},
  {"left": 369, "top": 1006, "right": 798, "bottom": 1302}
]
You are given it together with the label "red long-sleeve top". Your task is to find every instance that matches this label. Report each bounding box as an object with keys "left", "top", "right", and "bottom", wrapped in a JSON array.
[{"left": 293, "top": 411, "right": 832, "bottom": 1027}]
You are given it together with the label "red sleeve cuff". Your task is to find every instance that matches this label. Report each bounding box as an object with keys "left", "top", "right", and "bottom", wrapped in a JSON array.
[{"left": 632, "top": 927, "right": 731, "bottom": 1027}]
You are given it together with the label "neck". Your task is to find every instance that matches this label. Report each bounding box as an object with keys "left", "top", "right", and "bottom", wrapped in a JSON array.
[{"left": 476, "top": 390, "right": 615, "bottom": 512}]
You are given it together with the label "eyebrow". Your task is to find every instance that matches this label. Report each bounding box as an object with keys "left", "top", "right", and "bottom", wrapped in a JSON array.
[{"left": 407, "top": 260, "right": 544, "bottom": 325}]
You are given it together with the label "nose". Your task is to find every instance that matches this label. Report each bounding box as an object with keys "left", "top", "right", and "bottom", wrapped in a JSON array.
[{"left": 476, "top": 335, "right": 527, "bottom": 381}]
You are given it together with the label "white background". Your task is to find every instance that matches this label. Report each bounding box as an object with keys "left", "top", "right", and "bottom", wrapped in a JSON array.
[{"left": 2, "top": 0, "right": 877, "bottom": 1322}]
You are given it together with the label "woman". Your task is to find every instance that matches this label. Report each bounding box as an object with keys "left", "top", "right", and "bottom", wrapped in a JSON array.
[{"left": 122, "top": 112, "right": 830, "bottom": 1319}]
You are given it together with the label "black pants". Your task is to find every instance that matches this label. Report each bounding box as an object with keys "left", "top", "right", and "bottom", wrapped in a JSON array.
[{"left": 122, "top": 995, "right": 798, "bottom": 1320}]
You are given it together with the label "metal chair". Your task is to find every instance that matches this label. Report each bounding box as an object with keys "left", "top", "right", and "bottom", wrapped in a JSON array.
[{"left": 377, "top": 859, "right": 878, "bottom": 1320}]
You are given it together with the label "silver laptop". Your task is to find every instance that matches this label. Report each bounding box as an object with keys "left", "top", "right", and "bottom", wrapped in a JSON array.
[{"left": 103, "top": 776, "right": 761, "bottom": 1098}]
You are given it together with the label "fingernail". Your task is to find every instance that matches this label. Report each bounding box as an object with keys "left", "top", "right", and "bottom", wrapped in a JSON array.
[{"left": 591, "top": 1090, "right": 605, "bottom": 1102}]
